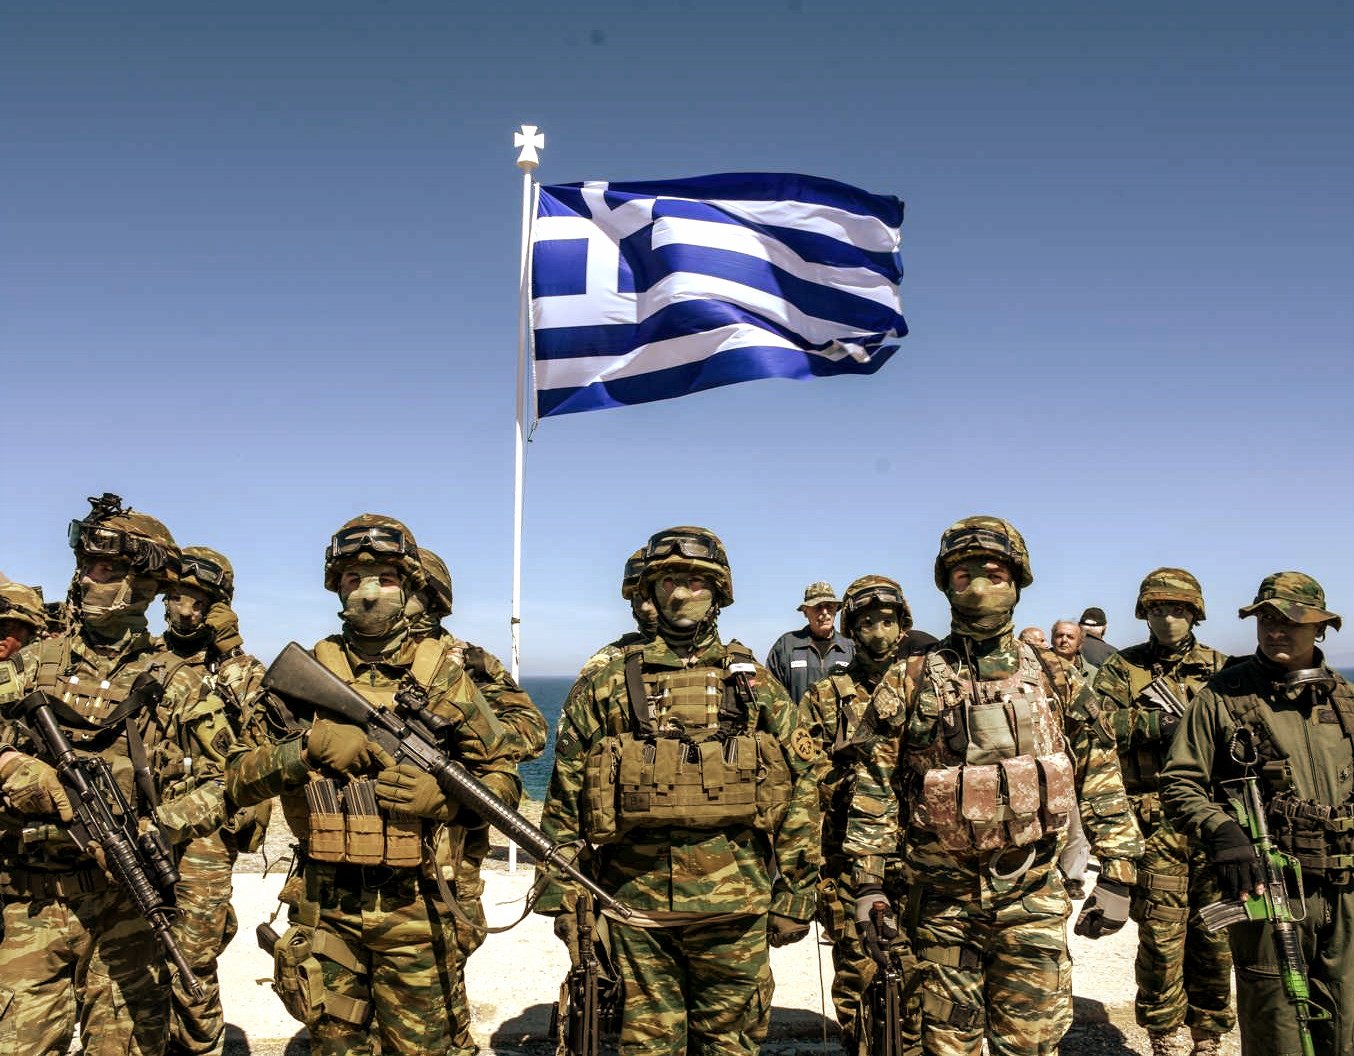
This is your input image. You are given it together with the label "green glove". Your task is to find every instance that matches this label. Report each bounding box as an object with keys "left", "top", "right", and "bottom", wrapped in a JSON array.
[
  {"left": 0, "top": 752, "right": 73, "bottom": 821},
  {"left": 304, "top": 719, "right": 387, "bottom": 775},
  {"left": 375, "top": 762, "right": 457, "bottom": 820},
  {"left": 204, "top": 601, "right": 244, "bottom": 654},
  {"left": 768, "top": 914, "right": 811, "bottom": 948}
]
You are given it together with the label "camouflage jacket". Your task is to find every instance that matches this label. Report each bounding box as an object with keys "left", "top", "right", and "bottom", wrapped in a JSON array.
[
  {"left": 0, "top": 627, "right": 233, "bottom": 873},
  {"left": 426, "top": 628, "right": 546, "bottom": 763},
  {"left": 1093, "top": 635, "right": 1228, "bottom": 797},
  {"left": 1162, "top": 650, "right": 1354, "bottom": 855},
  {"left": 537, "top": 631, "right": 822, "bottom": 920},
  {"left": 224, "top": 632, "right": 521, "bottom": 871},
  {"left": 576, "top": 630, "right": 648, "bottom": 682},
  {"left": 844, "top": 632, "right": 1142, "bottom": 888}
]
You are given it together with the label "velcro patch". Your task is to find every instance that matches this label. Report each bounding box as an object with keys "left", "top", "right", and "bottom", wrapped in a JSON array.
[{"left": 790, "top": 726, "right": 818, "bottom": 762}]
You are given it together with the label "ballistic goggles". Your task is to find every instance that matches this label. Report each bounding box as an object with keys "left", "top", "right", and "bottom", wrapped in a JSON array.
[
  {"left": 644, "top": 530, "right": 722, "bottom": 563},
  {"left": 844, "top": 584, "right": 906, "bottom": 618},
  {"left": 939, "top": 527, "right": 1018, "bottom": 564},
  {"left": 327, "top": 525, "right": 417, "bottom": 563},
  {"left": 181, "top": 554, "right": 230, "bottom": 590},
  {"left": 68, "top": 521, "right": 177, "bottom": 574}
]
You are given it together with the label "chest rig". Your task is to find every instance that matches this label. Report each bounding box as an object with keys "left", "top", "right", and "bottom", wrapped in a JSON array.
[
  {"left": 1222, "top": 665, "right": 1354, "bottom": 885},
  {"left": 908, "top": 644, "right": 1076, "bottom": 853},
  {"left": 298, "top": 638, "right": 448, "bottom": 869},
  {"left": 1119, "top": 649, "right": 1225, "bottom": 795},
  {"left": 581, "top": 643, "right": 792, "bottom": 843}
]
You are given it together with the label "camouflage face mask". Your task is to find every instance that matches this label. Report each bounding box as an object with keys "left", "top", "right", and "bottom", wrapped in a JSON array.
[
  {"left": 1147, "top": 612, "right": 1193, "bottom": 648},
  {"left": 79, "top": 572, "right": 158, "bottom": 635},
  {"left": 339, "top": 574, "right": 408, "bottom": 639},
  {"left": 164, "top": 587, "right": 209, "bottom": 637},
  {"left": 853, "top": 606, "right": 902, "bottom": 659},
  {"left": 947, "top": 579, "right": 1018, "bottom": 638}
]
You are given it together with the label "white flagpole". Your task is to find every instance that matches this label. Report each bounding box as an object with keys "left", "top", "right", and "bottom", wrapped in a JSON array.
[{"left": 509, "top": 124, "right": 542, "bottom": 876}]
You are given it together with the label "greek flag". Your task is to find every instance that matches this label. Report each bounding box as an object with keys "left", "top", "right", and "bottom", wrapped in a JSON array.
[{"left": 530, "top": 173, "right": 907, "bottom": 418}]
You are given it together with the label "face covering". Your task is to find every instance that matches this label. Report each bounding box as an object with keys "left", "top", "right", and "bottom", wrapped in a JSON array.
[
  {"left": 854, "top": 611, "right": 902, "bottom": 661},
  {"left": 1147, "top": 613, "right": 1193, "bottom": 648},
  {"left": 948, "top": 579, "right": 1018, "bottom": 639},
  {"left": 632, "top": 597, "right": 659, "bottom": 637},
  {"left": 340, "top": 574, "right": 408, "bottom": 639},
  {"left": 164, "top": 591, "right": 207, "bottom": 638},
  {"left": 79, "top": 574, "right": 157, "bottom": 637},
  {"left": 404, "top": 592, "right": 439, "bottom": 638}
]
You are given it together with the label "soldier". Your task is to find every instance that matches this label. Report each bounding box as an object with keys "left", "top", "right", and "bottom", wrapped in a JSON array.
[
  {"left": 800, "top": 575, "right": 931, "bottom": 1053},
  {"left": 577, "top": 548, "right": 659, "bottom": 679},
  {"left": 0, "top": 494, "right": 232, "bottom": 1056},
  {"left": 1092, "top": 568, "right": 1232, "bottom": 1056},
  {"left": 537, "top": 526, "right": 821, "bottom": 1056},
  {"left": 224, "top": 514, "right": 520, "bottom": 1056},
  {"left": 408, "top": 546, "right": 546, "bottom": 1049},
  {"left": 0, "top": 581, "right": 46, "bottom": 661},
  {"left": 159, "top": 546, "right": 274, "bottom": 1056},
  {"left": 1162, "top": 572, "right": 1353, "bottom": 1056},
  {"left": 843, "top": 517, "right": 1143, "bottom": 1056}
]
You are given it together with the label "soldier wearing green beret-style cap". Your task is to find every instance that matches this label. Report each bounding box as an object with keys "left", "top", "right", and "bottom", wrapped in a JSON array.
[{"left": 1162, "top": 571, "right": 1353, "bottom": 1056}]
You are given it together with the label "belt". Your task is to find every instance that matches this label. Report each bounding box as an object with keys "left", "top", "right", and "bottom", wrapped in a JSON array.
[{"left": 0, "top": 865, "right": 108, "bottom": 899}]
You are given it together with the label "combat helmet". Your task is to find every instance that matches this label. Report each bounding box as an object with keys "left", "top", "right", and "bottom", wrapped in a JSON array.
[
  {"left": 621, "top": 548, "right": 646, "bottom": 602},
  {"left": 68, "top": 493, "right": 180, "bottom": 582},
  {"left": 0, "top": 581, "right": 47, "bottom": 634},
  {"left": 324, "top": 514, "right": 424, "bottom": 593},
  {"left": 641, "top": 526, "right": 733, "bottom": 606},
  {"left": 179, "top": 546, "right": 236, "bottom": 603},
  {"left": 934, "top": 516, "right": 1033, "bottom": 590},
  {"left": 418, "top": 547, "right": 454, "bottom": 618},
  {"left": 1135, "top": 567, "right": 1205, "bottom": 621},
  {"left": 842, "top": 575, "right": 913, "bottom": 631}
]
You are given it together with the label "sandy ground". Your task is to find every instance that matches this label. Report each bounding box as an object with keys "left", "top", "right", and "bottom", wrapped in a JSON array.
[{"left": 207, "top": 809, "right": 1242, "bottom": 1055}]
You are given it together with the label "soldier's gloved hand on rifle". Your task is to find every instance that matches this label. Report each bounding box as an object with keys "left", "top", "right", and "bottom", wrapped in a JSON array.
[
  {"left": 0, "top": 751, "right": 73, "bottom": 821},
  {"left": 768, "top": 914, "right": 811, "bottom": 948},
  {"left": 304, "top": 718, "right": 386, "bottom": 775},
  {"left": 375, "top": 761, "right": 458, "bottom": 820},
  {"left": 854, "top": 887, "right": 899, "bottom": 942},
  {"left": 1206, "top": 819, "right": 1265, "bottom": 900},
  {"left": 205, "top": 601, "right": 245, "bottom": 655},
  {"left": 1073, "top": 878, "right": 1132, "bottom": 938}
]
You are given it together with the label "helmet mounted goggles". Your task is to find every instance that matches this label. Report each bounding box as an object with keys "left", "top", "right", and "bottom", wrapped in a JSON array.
[
  {"left": 939, "top": 526, "right": 1018, "bottom": 565},
  {"left": 643, "top": 529, "right": 722, "bottom": 563},
  {"left": 180, "top": 553, "right": 230, "bottom": 590},
  {"left": 68, "top": 520, "right": 177, "bottom": 575},
  {"left": 327, "top": 524, "right": 417, "bottom": 564},
  {"left": 844, "top": 583, "right": 906, "bottom": 618}
]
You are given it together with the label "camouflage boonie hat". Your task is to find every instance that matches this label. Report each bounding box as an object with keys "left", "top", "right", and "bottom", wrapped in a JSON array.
[
  {"left": 0, "top": 581, "right": 47, "bottom": 633},
  {"left": 934, "top": 516, "right": 1033, "bottom": 589},
  {"left": 1239, "top": 571, "right": 1342, "bottom": 630},
  {"left": 799, "top": 581, "right": 841, "bottom": 609},
  {"left": 323, "top": 513, "right": 424, "bottom": 593},
  {"left": 842, "top": 575, "right": 912, "bottom": 630},
  {"left": 1135, "top": 567, "right": 1205, "bottom": 621}
]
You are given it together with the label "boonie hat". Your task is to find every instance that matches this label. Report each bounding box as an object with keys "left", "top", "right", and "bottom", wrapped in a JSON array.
[
  {"left": 1239, "top": 572, "right": 1342, "bottom": 631},
  {"left": 1079, "top": 607, "right": 1108, "bottom": 628},
  {"left": 800, "top": 581, "right": 841, "bottom": 608}
]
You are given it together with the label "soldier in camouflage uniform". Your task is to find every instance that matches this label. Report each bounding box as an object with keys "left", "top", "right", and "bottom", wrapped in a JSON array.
[
  {"left": 159, "top": 546, "right": 274, "bottom": 1056},
  {"left": 0, "top": 581, "right": 46, "bottom": 662},
  {"left": 0, "top": 494, "right": 232, "bottom": 1056},
  {"left": 577, "top": 548, "right": 659, "bottom": 680},
  {"left": 1163, "top": 572, "right": 1354, "bottom": 1056},
  {"left": 537, "top": 526, "right": 821, "bottom": 1056},
  {"left": 225, "top": 514, "right": 520, "bottom": 1056},
  {"left": 1092, "top": 568, "right": 1232, "bottom": 1056},
  {"left": 800, "top": 575, "right": 928, "bottom": 1054},
  {"left": 409, "top": 546, "right": 546, "bottom": 1050},
  {"left": 844, "top": 517, "right": 1143, "bottom": 1056}
]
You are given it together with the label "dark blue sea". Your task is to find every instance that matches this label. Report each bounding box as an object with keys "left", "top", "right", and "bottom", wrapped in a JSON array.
[{"left": 520, "top": 676, "right": 572, "bottom": 801}]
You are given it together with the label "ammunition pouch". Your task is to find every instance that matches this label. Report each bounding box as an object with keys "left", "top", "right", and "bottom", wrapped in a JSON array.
[
  {"left": 915, "top": 752, "right": 1075, "bottom": 852},
  {"left": 303, "top": 776, "right": 423, "bottom": 868},
  {"left": 1269, "top": 794, "right": 1354, "bottom": 884},
  {"left": 272, "top": 924, "right": 326, "bottom": 1027},
  {"left": 582, "top": 729, "right": 790, "bottom": 841}
]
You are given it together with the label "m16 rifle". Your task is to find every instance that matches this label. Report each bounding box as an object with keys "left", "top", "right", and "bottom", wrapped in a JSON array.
[
  {"left": 1197, "top": 728, "right": 1329, "bottom": 1056},
  {"left": 857, "top": 900, "right": 916, "bottom": 1056},
  {"left": 553, "top": 893, "right": 620, "bottom": 1056},
  {"left": 17, "top": 691, "right": 203, "bottom": 997},
  {"left": 1139, "top": 675, "right": 1188, "bottom": 736},
  {"left": 261, "top": 642, "right": 631, "bottom": 920}
]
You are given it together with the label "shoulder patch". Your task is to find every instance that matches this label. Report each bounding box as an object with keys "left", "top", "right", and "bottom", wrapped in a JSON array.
[
  {"left": 212, "top": 726, "right": 233, "bottom": 755},
  {"left": 790, "top": 725, "right": 818, "bottom": 762}
]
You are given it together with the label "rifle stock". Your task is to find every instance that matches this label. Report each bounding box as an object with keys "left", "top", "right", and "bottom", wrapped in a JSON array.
[
  {"left": 262, "top": 642, "right": 631, "bottom": 919},
  {"left": 19, "top": 692, "right": 203, "bottom": 998}
]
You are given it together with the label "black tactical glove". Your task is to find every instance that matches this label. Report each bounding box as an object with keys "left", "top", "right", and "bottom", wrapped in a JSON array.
[
  {"left": 1074, "top": 879, "right": 1132, "bottom": 938},
  {"left": 1207, "top": 820, "right": 1264, "bottom": 900},
  {"left": 768, "top": 914, "right": 811, "bottom": 948},
  {"left": 205, "top": 601, "right": 245, "bottom": 655},
  {"left": 854, "top": 887, "right": 899, "bottom": 943}
]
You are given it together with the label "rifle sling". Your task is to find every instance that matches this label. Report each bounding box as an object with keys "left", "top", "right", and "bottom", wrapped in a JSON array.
[{"left": 123, "top": 718, "right": 160, "bottom": 810}]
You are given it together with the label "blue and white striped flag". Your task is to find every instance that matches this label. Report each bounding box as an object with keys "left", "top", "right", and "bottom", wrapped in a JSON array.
[{"left": 530, "top": 173, "right": 906, "bottom": 418}]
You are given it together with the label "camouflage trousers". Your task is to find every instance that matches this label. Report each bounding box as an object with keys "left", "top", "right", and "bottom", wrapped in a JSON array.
[
  {"left": 608, "top": 912, "right": 773, "bottom": 1056},
  {"left": 1129, "top": 798, "right": 1234, "bottom": 1036},
  {"left": 290, "top": 862, "right": 468, "bottom": 1056},
  {"left": 0, "top": 880, "right": 169, "bottom": 1055},
  {"left": 1229, "top": 877, "right": 1352, "bottom": 1056},
  {"left": 911, "top": 845, "right": 1071, "bottom": 1056},
  {"left": 447, "top": 824, "right": 492, "bottom": 1055},
  {"left": 167, "top": 830, "right": 239, "bottom": 1056}
]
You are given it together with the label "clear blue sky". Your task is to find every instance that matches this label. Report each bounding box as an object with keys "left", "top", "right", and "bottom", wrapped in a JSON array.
[{"left": 4, "top": 2, "right": 1351, "bottom": 673}]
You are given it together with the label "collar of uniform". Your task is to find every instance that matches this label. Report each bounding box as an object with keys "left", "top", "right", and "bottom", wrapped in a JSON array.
[
  {"left": 1251, "top": 645, "right": 1328, "bottom": 683},
  {"left": 1146, "top": 634, "right": 1196, "bottom": 665},
  {"left": 643, "top": 632, "right": 723, "bottom": 669},
  {"left": 340, "top": 632, "right": 419, "bottom": 674},
  {"left": 74, "top": 625, "right": 155, "bottom": 666}
]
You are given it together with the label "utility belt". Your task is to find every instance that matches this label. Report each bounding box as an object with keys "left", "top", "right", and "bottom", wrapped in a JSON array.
[
  {"left": 1120, "top": 744, "right": 1167, "bottom": 797},
  {"left": 0, "top": 863, "right": 109, "bottom": 899},
  {"left": 300, "top": 856, "right": 428, "bottom": 894},
  {"left": 581, "top": 728, "right": 790, "bottom": 843},
  {"left": 302, "top": 776, "right": 423, "bottom": 869},
  {"left": 1269, "top": 794, "right": 1354, "bottom": 884},
  {"left": 913, "top": 752, "right": 1076, "bottom": 853}
]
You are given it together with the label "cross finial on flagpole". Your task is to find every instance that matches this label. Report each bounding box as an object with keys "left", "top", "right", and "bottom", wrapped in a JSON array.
[{"left": 514, "top": 124, "right": 544, "bottom": 172}]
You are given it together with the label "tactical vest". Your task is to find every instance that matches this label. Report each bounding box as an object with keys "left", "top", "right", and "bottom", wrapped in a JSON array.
[
  {"left": 1221, "top": 665, "right": 1354, "bottom": 885},
  {"left": 1118, "top": 647, "right": 1226, "bottom": 795},
  {"left": 296, "top": 637, "right": 447, "bottom": 869},
  {"left": 908, "top": 644, "right": 1076, "bottom": 853},
  {"left": 581, "top": 642, "right": 792, "bottom": 843}
]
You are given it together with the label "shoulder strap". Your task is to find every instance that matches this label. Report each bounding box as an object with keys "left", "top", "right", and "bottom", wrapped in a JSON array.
[
  {"left": 32, "top": 636, "right": 72, "bottom": 695},
  {"left": 623, "top": 646, "right": 650, "bottom": 736},
  {"left": 409, "top": 637, "right": 445, "bottom": 689},
  {"left": 1029, "top": 644, "right": 1071, "bottom": 707},
  {"left": 313, "top": 639, "right": 355, "bottom": 683}
]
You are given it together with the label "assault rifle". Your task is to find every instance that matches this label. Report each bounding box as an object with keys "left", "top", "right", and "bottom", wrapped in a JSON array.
[
  {"left": 262, "top": 642, "right": 631, "bottom": 920},
  {"left": 17, "top": 691, "right": 203, "bottom": 997},
  {"left": 858, "top": 901, "right": 913, "bottom": 1056},
  {"left": 1198, "top": 730, "right": 1328, "bottom": 1056},
  {"left": 557, "top": 894, "right": 620, "bottom": 1056}
]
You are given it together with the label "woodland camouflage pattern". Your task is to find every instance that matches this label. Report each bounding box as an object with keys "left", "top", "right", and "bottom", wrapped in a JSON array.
[{"left": 1093, "top": 634, "right": 1233, "bottom": 1039}]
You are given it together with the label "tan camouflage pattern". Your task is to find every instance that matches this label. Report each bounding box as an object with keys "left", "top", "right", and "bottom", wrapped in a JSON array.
[
  {"left": 1134, "top": 566, "right": 1206, "bottom": 620},
  {"left": 1238, "top": 569, "right": 1343, "bottom": 628},
  {"left": 323, "top": 513, "right": 424, "bottom": 593},
  {"left": 843, "top": 632, "right": 1142, "bottom": 1054},
  {"left": 0, "top": 627, "right": 232, "bottom": 1056},
  {"left": 1092, "top": 635, "right": 1233, "bottom": 1037},
  {"left": 0, "top": 582, "right": 46, "bottom": 634},
  {"left": 933, "top": 516, "right": 1033, "bottom": 590}
]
